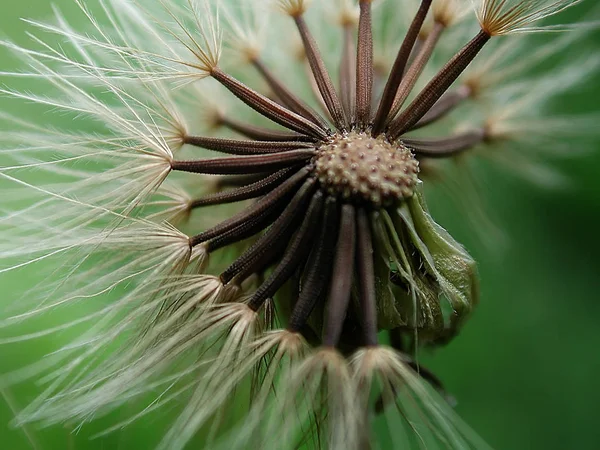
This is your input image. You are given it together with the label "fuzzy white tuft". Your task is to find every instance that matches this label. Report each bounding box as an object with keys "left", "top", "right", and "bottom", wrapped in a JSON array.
[
  {"left": 277, "top": 0, "right": 311, "bottom": 17},
  {"left": 350, "top": 347, "right": 494, "bottom": 449},
  {"left": 474, "top": 0, "right": 585, "bottom": 35},
  {"left": 249, "top": 347, "right": 359, "bottom": 450},
  {"left": 433, "top": 0, "right": 472, "bottom": 27},
  {"left": 223, "top": 0, "right": 270, "bottom": 62}
]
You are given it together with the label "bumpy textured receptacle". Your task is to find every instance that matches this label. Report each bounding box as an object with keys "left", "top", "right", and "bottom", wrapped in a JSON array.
[{"left": 315, "top": 131, "right": 419, "bottom": 206}]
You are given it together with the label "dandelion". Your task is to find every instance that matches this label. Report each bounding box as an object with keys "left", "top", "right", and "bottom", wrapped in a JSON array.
[{"left": 0, "top": 0, "right": 597, "bottom": 449}]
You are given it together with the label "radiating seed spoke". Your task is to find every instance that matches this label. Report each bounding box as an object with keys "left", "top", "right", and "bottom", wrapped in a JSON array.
[
  {"left": 372, "top": 0, "right": 433, "bottom": 135},
  {"left": 356, "top": 208, "right": 378, "bottom": 347},
  {"left": 356, "top": 1, "right": 374, "bottom": 128},
  {"left": 294, "top": 15, "right": 348, "bottom": 130},
  {"left": 219, "top": 116, "right": 316, "bottom": 142},
  {"left": 410, "top": 85, "right": 472, "bottom": 131},
  {"left": 171, "top": 149, "right": 316, "bottom": 175},
  {"left": 190, "top": 167, "right": 300, "bottom": 209},
  {"left": 183, "top": 135, "right": 315, "bottom": 155},
  {"left": 403, "top": 129, "right": 486, "bottom": 158},
  {"left": 253, "top": 58, "right": 330, "bottom": 130},
  {"left": 387, "top": 21, "right": 445, "bottom": 123},
  {"left": 211, "top": 67, "right": 328, "bottom": 139},
  {"left": 322, "top": 204, "right": 357, "bottom": 347},
  {"left": 288, "top": 197, "right": 339, "bottom": 332},
  {"left": 190, "top": 167, "right": 311, "bottom": 246},
  {"left": 388, "top": 30, "right": 491, "bottom": 139},
  {"left": 220, "top": 179, "right": 318, "bottom": 284},
  {"left": 248, "top": 191, "right": 325, "bottom": 311},
  {"left": 339, "top": 23, "right": 357, "bottom": 124}
]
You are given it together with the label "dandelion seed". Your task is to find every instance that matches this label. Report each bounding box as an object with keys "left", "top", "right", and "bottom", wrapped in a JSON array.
[{"left": 1, "top": 0, "right": 597, "bottom": 449}]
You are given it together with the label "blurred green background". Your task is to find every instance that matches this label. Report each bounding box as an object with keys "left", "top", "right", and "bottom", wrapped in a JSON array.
[{"left": 1, "top": 1, "right": 599, "bottom": 449}]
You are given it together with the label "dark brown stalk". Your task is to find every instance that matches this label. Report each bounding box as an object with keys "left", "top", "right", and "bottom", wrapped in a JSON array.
[
  {"left": 388, "top": 30, "right": 491, "bottom": 139},
  {"left": 205, "top": 206, "right": 283, "bottom": 254},
  {"left": 371, "top": 0, "right": 433, "bottom": 135},
  {"left": 183, "top": 135, "right": 315, "bottom": 155},
  {"left": 211, "top": 67, "right": 327, "bottom": 139},
  {"left": 190, "top": 167, "right": 310, "bottom": 246},
  {"left": 404, "top": 129, "right": 486, "bottom": 158},
  {"left": 215, "top": 173, "right": 268, "bottom": 189},
  {"left": 217, "top": 116, "right": 313, "bottom": 142},
  {"left": 304, "top": 63, "right": 332, "bottom": 122},
  {"left": 322, "top": 204, "right": 357, "bottom": 348},
  {"left": 387, "top": 21, "right": 445, "bottom": 123},
  {"left": 252, "top": 58, "right": 329, "bottom": 130},
  {"left": 171, "top": 149, "right": 315, "bottom": 175},
  {"left": 220, "top": 179, "right": 318, "bottom": 284},
  {"left": 247, "top": 191, "right": 325, "bottom": 311},
  {"left": 356, "top": 1, "right": 373, "bottom": 128},
  {"left": 407, "top": 35, "right": 425, "bottom": 69},
  {"left": 410, "top": 85, "right": 471, "bottom": 131},
  {"left": 206, "top": 178, "right": 318, "bottom": 254},
  {"left": 190, "top": 167, "right": 298, "bottom": 209},
  {"left": 288, "top": 197, "right": 338, "bottom": 332},
  {"left": 294, "top": 15, "right": 348, "bottom": 130},
  {"left": 372, "top": 63, "right": 387, "bottom": 112},
  {"left": 340, "top": 23, "right": 356, "bottom": 124},
  {"left": 356, "top": 209, "right": 378, "bottom": 347}
]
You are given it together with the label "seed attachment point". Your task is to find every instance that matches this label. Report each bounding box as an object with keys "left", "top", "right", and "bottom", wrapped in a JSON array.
[{"left": 315, "top": 132, "right": 419, "bottom": 205}]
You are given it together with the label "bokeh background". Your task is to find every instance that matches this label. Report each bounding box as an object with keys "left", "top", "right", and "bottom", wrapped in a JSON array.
[{"left": 1, "top": 1, "right": 599, "bottom": 449}]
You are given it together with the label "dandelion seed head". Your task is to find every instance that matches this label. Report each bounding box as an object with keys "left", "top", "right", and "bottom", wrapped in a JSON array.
[{"left": 1, "top": 0, "right": 597, "bottom": 448}]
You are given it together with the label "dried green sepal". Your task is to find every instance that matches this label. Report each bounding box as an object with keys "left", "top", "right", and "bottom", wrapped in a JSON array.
[
  {"left": 404, "top": 188, "right": 479, "bottom": 341},
  {"left": 372, "top": 186, "right": 479, "bottom": 345},
  {"left": 371, "top": 212, "right": 408, "bottom": 330}
]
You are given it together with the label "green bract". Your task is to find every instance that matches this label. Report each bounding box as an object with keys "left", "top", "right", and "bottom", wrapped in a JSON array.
[{"left": 373, "top": 186, "right": 478, "bottom": 344}]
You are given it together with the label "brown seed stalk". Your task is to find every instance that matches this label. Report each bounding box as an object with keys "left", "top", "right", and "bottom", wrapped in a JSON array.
[
  {"left": 217, "top": 116, "right": 313, "bottom": 142},
  {"left": 252, "top": 58, "right": 329, "bottom": 129},
  {"left": 247, "top": 191, "right": 325, "bottom": 311},
  {"left": 293, "top": 15, "right": 348, "bottom": 130},
  {"left": 356, "top": 208, "right": 378, "bottom": 347},
  {"left": 339, "top": 23, "right": 357, "bottom": 124},
  {"left": 190, "top": 167, "right": 299, "bottom": 209},
  {"left": 220, "top": 179, "right": 318, "bottom": 284},
  {"left": 388, "top": 30, "right": 491, "bottom": 139},
  {"left": 189, "top": 167, "right": 310, "bottom": 246},
  {"left": 410, "top": 85, "right": 472, "bottom": 130},
  {"left": 404, "top": 129, "right": 486, "bottom": 158},
  {"left": 371, "top": 0, "right": 433, "bottom": 135},
  {"left": 171, "top": 149, "right": 316, "bottom": 175},
  {"left": 387, "top": 21, "right": 445, "bottom": 123},
  {"left": 322, "top": 204, "right": 357, "bottom": 347},
  {"left": 288, "top": 197, "right": 338, "bottom": 332},
  {"left": 211, "top": 67, "right": 328, "bottom": 139},
  {"left": 183, "top": 135, "right": 315, "bottom": 155},
  {"left": 356, "top": 0, "right": 374, "bottom": 128}
]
